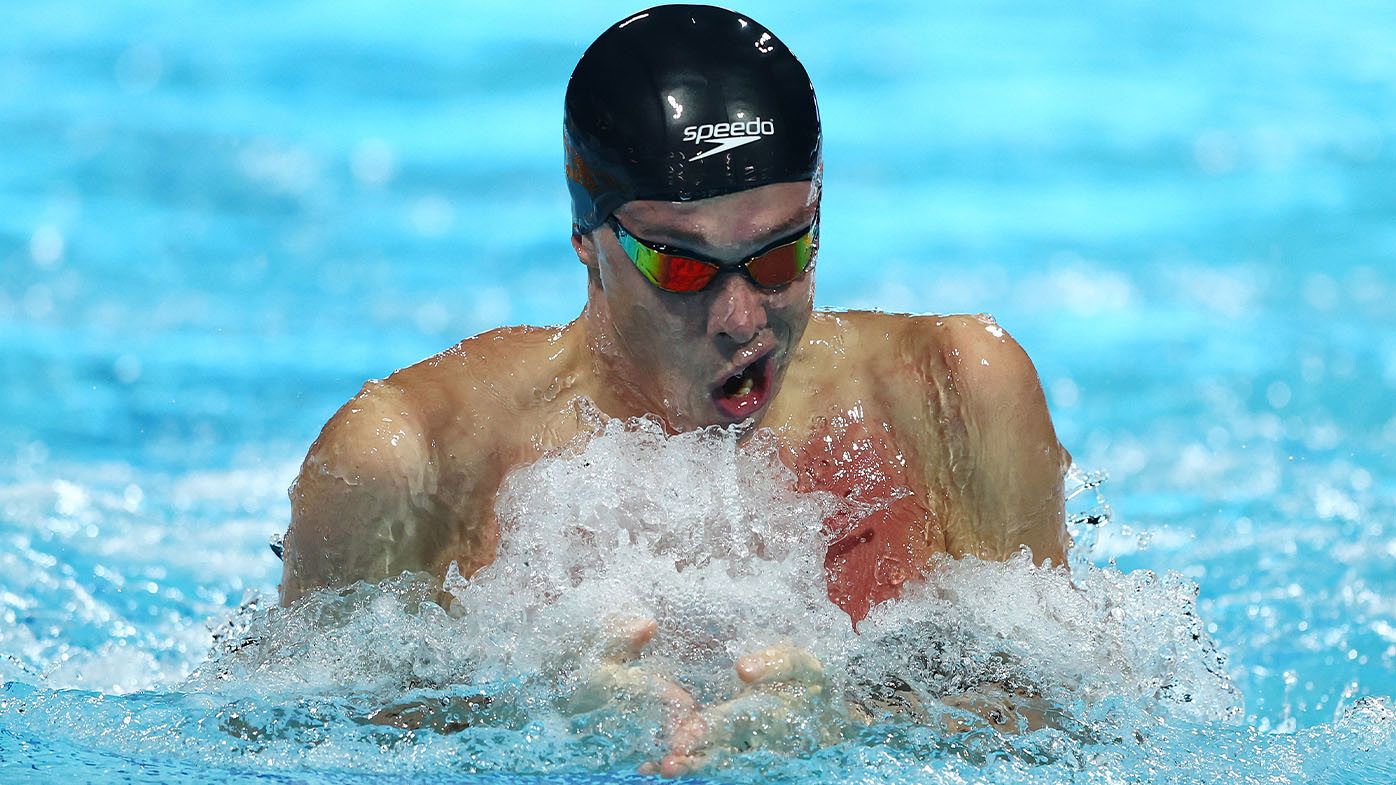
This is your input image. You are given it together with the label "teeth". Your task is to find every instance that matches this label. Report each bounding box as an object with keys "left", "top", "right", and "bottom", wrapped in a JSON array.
[{"left": 735, "top": 376, "right": 754, "bottom": 397}]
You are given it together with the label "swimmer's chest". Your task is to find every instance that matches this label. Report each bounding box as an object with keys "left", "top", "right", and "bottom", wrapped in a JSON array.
[{"left": 780, "top": 409, "right": 949, "bottom": 625}]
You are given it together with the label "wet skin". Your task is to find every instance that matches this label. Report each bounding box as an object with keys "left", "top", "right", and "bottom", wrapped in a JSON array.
[{"left": 278, "top": 180, "right": 1071, "bottom": 770}]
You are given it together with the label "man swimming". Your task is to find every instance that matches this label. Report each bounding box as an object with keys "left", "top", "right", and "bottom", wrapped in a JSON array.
[{"left": 278, "top": 3, "right": 1070, "bottom": 773}]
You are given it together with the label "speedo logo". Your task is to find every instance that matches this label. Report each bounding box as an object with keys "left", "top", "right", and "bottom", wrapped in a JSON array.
[{"left": 681, "top": 117, "right": 776, "bottom": 162}]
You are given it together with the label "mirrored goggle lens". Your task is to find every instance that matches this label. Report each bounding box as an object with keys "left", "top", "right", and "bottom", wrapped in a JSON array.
[
  {"left": 620, "top": 236, "right": 719, "bottom": 293},
  {"left": 745, "top": 229, "right": 815, "bottom": 288}
]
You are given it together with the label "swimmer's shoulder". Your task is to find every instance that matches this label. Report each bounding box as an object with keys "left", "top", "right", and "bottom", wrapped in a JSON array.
[
  {"left": 804, "top": 308, "right": 1026, "bottom": 373},
  {"left": 795, "top": 309, "right": 960, "bottom": 398},
  {"left": 812, "top": 309, "right": 1037, "bottom": 388},
  {"left": 303, "top": 324, "right": 573, "bottom": 473},
  {"left": 284, "top": 376, "right": 439, "bottom": 605},
  {"left": 385, "top": 322, "right": 586, "bottom": 431},
  {"left": 284, "top": 325, "right": 582, "bottom": 604},
  {"left": 893, "top": 312, "right": 1053, "bottom": 423},
  {"left": 910, "top": 314, "right": 1072, "bottom": 562},
  {"left": 801, "top": 311, "right": 1070, "bottom": 562},
  {"left": 297, "top": 375, "right": 434, "bottom": 506},
  {"left": 899, "top": 312, "right": 1071, "bottom": 479},
  {"left": 909, "top": 312, "right": 1049, "bottom": 416},
  {"left": 805, "top": 309, "right": 1054, "bottom": 427}
]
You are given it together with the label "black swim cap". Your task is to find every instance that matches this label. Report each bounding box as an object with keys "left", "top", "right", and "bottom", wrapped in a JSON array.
[{"left": 564, "top": 4, "right": 821, "bottom": 234}]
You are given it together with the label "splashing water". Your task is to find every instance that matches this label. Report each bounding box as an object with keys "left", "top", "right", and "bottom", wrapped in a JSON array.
[
  {"left": 11, "top": 416, "right": 1376, "bottom": 784},
  {"left": 6, "top": 0, "right": 1396, "bottom": 779}
]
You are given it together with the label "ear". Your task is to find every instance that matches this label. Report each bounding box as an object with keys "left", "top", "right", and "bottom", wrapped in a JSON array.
[{"left": 572, "top": 232, "right": 599, "bottom": 270}]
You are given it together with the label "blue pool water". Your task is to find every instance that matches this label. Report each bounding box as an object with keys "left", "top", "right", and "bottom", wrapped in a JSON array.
[{"left": 3, "top": 1, "right": 1395, "bottom": 782}]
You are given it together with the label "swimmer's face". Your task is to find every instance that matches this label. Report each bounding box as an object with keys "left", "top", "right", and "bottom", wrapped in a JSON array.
[{"left": 579, "top": 180, "right": 819, "bottom": 430}]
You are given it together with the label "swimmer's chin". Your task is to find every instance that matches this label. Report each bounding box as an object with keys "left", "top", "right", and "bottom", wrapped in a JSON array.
[
  {"left": 569, "top": 393, "right": 763, "bottom": 436},
  {"left": 658, "top": 409, "right": 766, "bottom": 437},
  {"left": 651, "top": 400, "right": 772, "bottom": 437}
]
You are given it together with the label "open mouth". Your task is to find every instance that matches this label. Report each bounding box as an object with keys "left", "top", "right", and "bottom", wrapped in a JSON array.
[{"left": 711, "top": 352, "right": 774, "bottom": 421}]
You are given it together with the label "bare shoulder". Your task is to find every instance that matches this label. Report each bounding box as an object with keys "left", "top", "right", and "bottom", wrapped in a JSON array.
[
  {"left": 369, "top": 323, "right": 580, "bottom": 445},
  {"left": 803, "top": 309, "right": 1046, "bottom": 406},
  {"left": 806, "top": 310, "right": 1042, "bottom": 399},
  {"left": 393, "top": 324, "right": 571, "bottom": 420},
  {"left": 297, "top": 327, "right": 509, "bottom": 480},
  {"left": 280, "top": 323, "right": 574, "bottom": 604},
  {"left": 880, "top": 312, "right": 1071, "bottom": 565},
  {"left": 916, "top": 313, "right": 1050, "bottom": 419},
  {"left": 280, "top": 374, "right": 440, "bottom": 605},
  {"left": 302, "top": 375, "right": 432, "bottom": 486},
  {"left": 292, "top": 322, "right": 573, "bottom": 511}
]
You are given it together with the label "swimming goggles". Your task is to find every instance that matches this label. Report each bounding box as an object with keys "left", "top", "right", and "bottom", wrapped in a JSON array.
[{"left": 607, "top": 214, "right": 818, "bottom": 293}]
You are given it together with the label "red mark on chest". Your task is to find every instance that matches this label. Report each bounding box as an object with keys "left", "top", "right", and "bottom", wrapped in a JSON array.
[{"left": 791, "top": 411, "right": 936, "bottom": 627}]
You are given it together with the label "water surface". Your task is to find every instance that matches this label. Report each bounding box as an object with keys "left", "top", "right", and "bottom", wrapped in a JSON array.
[{"left": 3, "top": 1, "right": 1395, "bottom": 783}]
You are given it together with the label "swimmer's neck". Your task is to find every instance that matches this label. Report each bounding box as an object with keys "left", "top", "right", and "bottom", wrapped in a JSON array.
[{"left": 568, "top": 295, "right": 671, "bottom": 426}]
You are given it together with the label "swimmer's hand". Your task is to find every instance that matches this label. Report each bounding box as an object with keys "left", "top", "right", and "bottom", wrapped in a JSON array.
[
  {"left": 563, "top": 627, "right": 846, "bottom": 777},
  {"left": 641, "top": 644, "right": 847, "bottom": 778},
  {"left": 561, "top": 616, "right": 696, "bottom": 723}
]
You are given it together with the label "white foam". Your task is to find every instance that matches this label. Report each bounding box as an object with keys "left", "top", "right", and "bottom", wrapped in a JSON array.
[
  {"left": 178, "top": 416, "right": 1241, "bottom": 760},
  {"left": 449, "top": 417, "right": 847, "bottom": 696}
]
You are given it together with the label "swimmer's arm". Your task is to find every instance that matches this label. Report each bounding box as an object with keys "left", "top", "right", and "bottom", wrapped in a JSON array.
[
  {"left": 279, "top": 380, "right": 449, "bottom": 605},
  {"left": 936, "top": 317, "right": 1071, "bottom": 566}
]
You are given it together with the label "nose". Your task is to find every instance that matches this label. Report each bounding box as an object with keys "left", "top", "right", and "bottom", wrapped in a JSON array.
[{"left": 706, "top": 271, "right": 767, "bottom": 347}]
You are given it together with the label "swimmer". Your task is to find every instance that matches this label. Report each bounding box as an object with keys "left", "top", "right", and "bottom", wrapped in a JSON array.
[{"left": 278, "top": 3, "right": 1071, "bottom": 772}]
